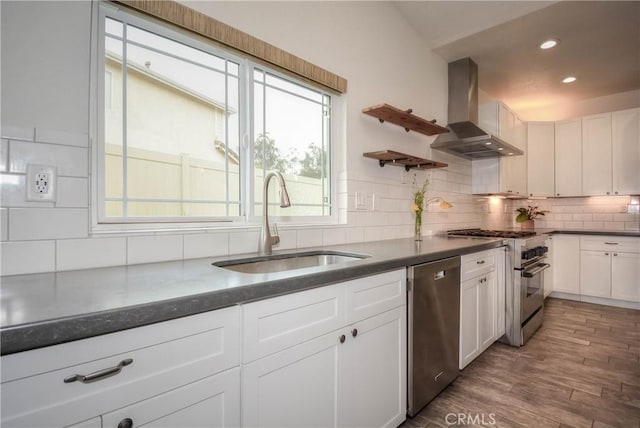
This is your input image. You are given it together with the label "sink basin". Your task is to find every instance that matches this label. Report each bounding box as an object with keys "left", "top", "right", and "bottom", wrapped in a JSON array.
[{"left": 212, "top": 251, "right": 369, "bottom": 274}]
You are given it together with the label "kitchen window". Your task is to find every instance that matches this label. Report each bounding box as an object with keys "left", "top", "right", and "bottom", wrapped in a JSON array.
[{"left": 95, "top": 4, "right": 334, "bottom": 226}]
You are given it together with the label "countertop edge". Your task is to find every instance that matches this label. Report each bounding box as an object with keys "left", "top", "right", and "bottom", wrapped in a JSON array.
[{"left": 1, "top": 239, "right": 505, "bottom": 355}]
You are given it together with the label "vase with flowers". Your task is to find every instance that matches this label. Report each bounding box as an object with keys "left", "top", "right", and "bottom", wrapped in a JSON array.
[
  {"left": 412, "top": 176, "right": 453, "bottom": 241},
  {"left": 515, "top": 205, "right": 549, "bottom": 230}
]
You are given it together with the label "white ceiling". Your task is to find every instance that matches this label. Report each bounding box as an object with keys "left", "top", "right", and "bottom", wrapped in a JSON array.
[{"left": 394, "top": 1, "right": 640, "bottom": 117}]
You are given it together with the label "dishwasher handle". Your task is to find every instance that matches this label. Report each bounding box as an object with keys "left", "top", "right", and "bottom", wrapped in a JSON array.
[{"left": 434, "top": 270, "right": 447, "bottom": 280}]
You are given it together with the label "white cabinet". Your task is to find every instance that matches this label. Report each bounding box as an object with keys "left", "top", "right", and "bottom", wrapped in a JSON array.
[
  {"left": 551, "top": 234, "right": 580, "bottom": 294},
  {"left": 495, "top": 246, "right": 506, "bottom": 338},
  {"left": 543, "top": 236, "right": 554, "bottom": 298},
  {"left": 554, "top": 118, "right": 582, "bottom": 197},
  {"left": 580, "top": 235, "right": 640, "bottom": 303},
  {"left": 527, "top": 122, "right": 555, "bottom": 197},
  {"left": 612, "top": 107, "right": 640, "bottom": 195},
  {"left": 459, "top": 249, "right": 499, "bottom": 369},
  {"left": 242, "top": 269, "right": 407, "bottom": 428},
  {"left": 1, "top": 307, "right": 241, "bottom": 428},
  {"left": 473, "top": 102, "right": 526, "bottom": 195},
  {"left": 582, "top": 113, "right": 613, "bottom": 196}
]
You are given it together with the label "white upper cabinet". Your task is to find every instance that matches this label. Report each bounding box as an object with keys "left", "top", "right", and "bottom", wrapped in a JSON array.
[
  {"left": 554, "top": 118, "right": 583, "bottom": 197},
  {"left": 612, "top": 107, "right": 640, "bottom": 195},
  {"left": 582, "top": 113, "right": 613, "bottom": 196},
  {"left": 473, "top": 102, "right": 526, "bottom": 195},
  {"left": 526, "top": 122, "right": 555, "bottom": 197}
]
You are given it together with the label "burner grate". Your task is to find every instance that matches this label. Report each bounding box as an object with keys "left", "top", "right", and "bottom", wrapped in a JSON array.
[{"left": 447, "top": 229, "right": 537, "bottom": 239}]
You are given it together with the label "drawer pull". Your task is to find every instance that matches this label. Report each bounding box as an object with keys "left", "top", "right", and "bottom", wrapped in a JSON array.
[
  {"left": 476, "top": 260, "right": 485, "bottom": 265},
  {"left": 64, "top": 358, "right": 133, "bottom": 384},
  {"left": 351, "top": 328, "right": 358, "bottom": 338},
  {"left": 604, "top": 242, "right": 619, "bottom": 245},
  {"left": 117, "top": 418, "right": 134, "bottom": 428}
]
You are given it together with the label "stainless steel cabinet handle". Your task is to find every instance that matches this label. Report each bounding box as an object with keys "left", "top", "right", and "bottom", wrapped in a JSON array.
[
  {"left": 339, "top": 334, "right": 346, "bottom": 344},
  {"left": 604, "top": 242, "right": 619, "bottom": 245},
  {"left": 64, "top": 358, "right": 133, "bottom": 384},
  {"left": 351, "top": 328, "right": 358, "bottom": 338},
  {"left": 117, "top": 418, "right": 134, "bottom": 428},
  {"left": 605, "top": 252, "right": 609, "bottom": 256},
  {"left": 613, "top": 253, "right": 618, "bottom": 256},
  {"left": 476, "top": 260, "right": 485, "bottom": 265}
]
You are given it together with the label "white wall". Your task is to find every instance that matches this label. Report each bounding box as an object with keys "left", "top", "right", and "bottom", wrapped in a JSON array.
[{"left": 0, "top": 1, "right": 489, "bottom": 275}]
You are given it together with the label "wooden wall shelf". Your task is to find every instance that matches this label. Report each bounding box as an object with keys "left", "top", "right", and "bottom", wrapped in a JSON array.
[
  {"left": 363, "top": 150, "right": 448, "bottom": 171},
  {"left": 362, "top": 104, "right": 449, "bottom": 136}
]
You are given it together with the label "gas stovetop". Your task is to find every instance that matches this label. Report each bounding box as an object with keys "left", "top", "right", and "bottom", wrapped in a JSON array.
[{"left": 447, "top": 228, "right": 537, "bottom": 239}]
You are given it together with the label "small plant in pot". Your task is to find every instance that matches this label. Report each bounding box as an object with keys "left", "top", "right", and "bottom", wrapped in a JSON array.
[{"left": 515, "top": 205, "right": 549, "bottom": 230}]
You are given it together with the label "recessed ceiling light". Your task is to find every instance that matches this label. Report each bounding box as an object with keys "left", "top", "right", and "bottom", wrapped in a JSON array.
[
  {"left": 563, "top": 76, "right": 577, "bottom": 83},
  {"left": 498, "top": 148, "right": 504, "bottom": 151},
  {"left": 539, "top": 39, "right": 559, "bottom": 50},
  {"left": 485, "top": 142, "right": 492, "bottom": 145},
  {"left": 508, "top": 152, "right": 514, "bottom": 156}
]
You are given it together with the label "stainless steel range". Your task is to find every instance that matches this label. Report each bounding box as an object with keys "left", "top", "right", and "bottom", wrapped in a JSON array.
[{"left": 448, "top": 229, "right": 550, "bottom": 346}]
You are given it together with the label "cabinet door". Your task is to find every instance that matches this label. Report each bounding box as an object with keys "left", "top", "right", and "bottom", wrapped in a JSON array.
[
  {"left": 582, "top": 113, "right": 613, "bottom": 195},
  {"left": 611, "top": 252, "right": 640, "bottom": 302},
  {"left": 510, "top": 116, "right": 528, "bottom": 195},
  {"left": 612, "top": 108, "right": 640, "bottom": 195},
  {"left": 544, "top": 237, "right": 554, "bottom": 298},
  {"left": 459, "top": 277, "right": 479, "bottom": 369},
  {"left": 66, "top": 417, "right": 102, "bottom": 428},
  {"left": 580, "top": 251, "right": 611, "bottom": 298},
  {"left": 102, "top": 368, "right": 240, "bottom": 428},
  {"left": 478, "top": 270, "right": 497, "bottom": 352},
  {"left": 242, "top": 331, "right": 340, "bottom": 428},
  {"left": 339, "top": 307, "right": 406, "bottom": 428},
  {"left": 495, "top": 247, "right": 506, "bottom": 338},
  {"left": 527, "top": 122, "right": 555, "bottom": 197},
  {"left": 555, "top": 118, "right": 582, "bottom": 196},
  {"left": 552, "top": 235, "right": 580, "bottom": 294}
]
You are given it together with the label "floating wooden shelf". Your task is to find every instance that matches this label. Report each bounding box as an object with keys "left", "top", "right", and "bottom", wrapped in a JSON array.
[
  {"left": 363, "top": 150, "right": 448, "bottom": 171},
  {"left": 362, "top": 104, "right": 449, "bottom": 136}
]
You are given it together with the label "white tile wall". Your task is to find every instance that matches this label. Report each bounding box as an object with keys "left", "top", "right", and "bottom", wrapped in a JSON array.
[
  {"left": 228, "top": 230, "right": 260, "bottom": 255},
  {"left": 1, "top": 139, "right": 8, "bottom": 172},
  {"left": 0, "top": 208, "right": 7, "bottom": 241},
  {"left": 296, "top": 228, "right": 323, "bottom": 248},
  {"left": 9, "top": 208, "right": 88, "bottom": 240},
  {"left": 1, "top": 240, "right": 55, "bottom": 275},
  {"left": 57, "top": 177, "right": 88, "bottom": 208},
  {"left": 35, "top": 128, "right": 88, "bottom": 148},
  {"left": 9, "top": 141, "right": 88, "bottom": 176},
  {"left": 1, "top": 125, "right": 34, "bottom": 141},
  {"left": 183, "top": 232, "right": 229, "bottom": 259},
  {"left": 127, "top": 235, "right": 184, "bottom": 265},
  {"left": 56, "top": 237, "right": 126, "bottom": 271},
  {"left": 1, "top": 174, "right": 55, "bottom": 208}
]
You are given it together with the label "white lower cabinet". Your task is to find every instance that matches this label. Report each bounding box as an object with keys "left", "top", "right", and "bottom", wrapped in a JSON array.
[
  {"left": 241, "top": 269, "right": 407, "bottom": 428},
  {"left": 1, "top": 307, "right": 241, "bottom": 428},
  {"left": 551, "top": 234, "right": 580, "bottom": 294},
  {"left": 580, "top": 250, "right": 612, "bottom": 298},
  {"left": 611, "top": 252, "right": 640, "bottom": 302},
  {"left": 459, "top": 250, "right": 499, "bottom": 369}
]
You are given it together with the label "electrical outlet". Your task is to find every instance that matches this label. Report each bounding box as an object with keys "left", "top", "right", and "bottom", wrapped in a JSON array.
[
  {"left": 355, "top": 192, "right": 367, "bottom": 210},
  {"left": 26, "top": 164, "right": 56, "bottom": 202}
]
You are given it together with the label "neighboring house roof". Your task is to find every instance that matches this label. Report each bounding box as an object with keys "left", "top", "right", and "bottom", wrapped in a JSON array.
[
  {"left": 106, "top": 52, "right": 237, "bottom": 115},
  {"left": 214, "top": 140, "right": 240, "bottom": 165}
]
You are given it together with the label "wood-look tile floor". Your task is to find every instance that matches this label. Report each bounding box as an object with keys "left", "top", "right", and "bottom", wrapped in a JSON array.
[{"left": 402, "top": 298, "right": 640, "bottom": 428}]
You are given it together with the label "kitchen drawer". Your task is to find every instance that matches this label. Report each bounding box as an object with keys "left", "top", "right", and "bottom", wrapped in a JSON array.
[
  {"left": 242, "top": 282, "right": 345, "bottom": 364},
  {"left": 580, "top": 235, "right": 640, "bottom": 253},
  {"left": 1, "top": 307, "right": 240, "bottom": 427},
  {"left": 461, "top": 249, "right": 496, "bottom": 281},
  {"left": 102, "top": 367, "right": 240, "bottom": 428},
  {"left": 345, "top": 269, "right": 405, "bottom": 324}
]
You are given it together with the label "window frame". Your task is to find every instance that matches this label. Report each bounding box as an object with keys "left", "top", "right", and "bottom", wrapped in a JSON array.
[{"left": 91, "top": 2, "right": 339, "bottom": 233}]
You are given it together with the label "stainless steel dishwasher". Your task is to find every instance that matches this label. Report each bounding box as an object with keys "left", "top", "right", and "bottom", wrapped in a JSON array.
[{"left": 407, "top": 256, "right": 461, "bottom": 417}]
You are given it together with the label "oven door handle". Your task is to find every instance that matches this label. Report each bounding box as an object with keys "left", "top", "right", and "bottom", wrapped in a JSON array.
[{"left": 522, "top": 263, "right": 550, "bottom": 278}]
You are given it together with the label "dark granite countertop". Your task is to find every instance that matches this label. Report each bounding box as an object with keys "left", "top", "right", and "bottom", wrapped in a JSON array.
[
  {"left": 538, "top": 229, "right": 640, "bottom": 237},
  {"left": 0, "top": 236, "right": 505, "bottom": 355}
]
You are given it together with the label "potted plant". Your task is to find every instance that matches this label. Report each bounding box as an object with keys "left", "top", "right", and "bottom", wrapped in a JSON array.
[{"left": 515, "top": 205, "right": 549, "bottom": 230}]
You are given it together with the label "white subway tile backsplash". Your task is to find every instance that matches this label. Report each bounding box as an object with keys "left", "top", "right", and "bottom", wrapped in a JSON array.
[
  {"left": 183, "top": 233, "right": 229, "bottom": 259},
  {"left": 35, "top": 128, "right": 88, "bottom": 148},
  {"left": 1, "top": 139, "right": 8, "bottom": 172},
  {"left": 9, "top": 208, "right": 88, "bottom": 240},
  {"left": 9, "top": 141, "right": 88, "bottom": 176},
  {"left": 228, "top": 230, "right": 259, "bottom": 255},
  {"left": 344, "top": 227, "right": 364, "bottom": 243},
  {"left": 1, "top": 174, "right": 55, "bottom": 208},
  {"left": 1, "top": 125, "right": 34, "bottom": 141},
  {"left": 127, "top": 235, "right": 183, "bottom": 265},
  {"left": 56, "top": 177, "right": 88, "bottom": 208},
  {"left": 363, "top": 226, "right": 382, "bottom": 242},
  {"left": 296, "top": 228, "right": 323, "bottom": 248},
  {"left": 56, "top": 237, "right": 126, "bottom": 271},
  {"left": 275, "top": 229, "right": 297, "bottom": 251},
  {"left": 625, "top": 221, "right": 640, "bottom": 231},
  {"left": 573, "top": 213, "right": 593, "bottom": 221},
  {"left": 1, "top": 240, "right": 55, "bottom": 275},
  {"left": 582, "top": 221, "right": 604, "bottom": 229},
  {"left": 592, "top": 213, "right": 613, "bottom": 222},
  {"left": 603, "top": 222, "right": 626, "bottom": 230},
  {"left": 1, "top": 208, "right": 7, "bottom": 241},
  {"left": 323, "top": 228, "right": 346, "bottom": 246}
]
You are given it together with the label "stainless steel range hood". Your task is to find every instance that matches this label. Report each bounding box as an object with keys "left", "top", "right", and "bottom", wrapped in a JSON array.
[{"left": 431, "top": 58, "right": 523, "bottom": 160}]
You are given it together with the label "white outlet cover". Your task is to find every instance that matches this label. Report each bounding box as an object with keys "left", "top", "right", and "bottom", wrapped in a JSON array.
[{"left": 26, "top": 164, "right": 57, "bottom": 202}]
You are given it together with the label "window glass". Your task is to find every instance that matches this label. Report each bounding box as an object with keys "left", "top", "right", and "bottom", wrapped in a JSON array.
[{"left": 100, "top": 11, "right": 331, "bottom": 223}]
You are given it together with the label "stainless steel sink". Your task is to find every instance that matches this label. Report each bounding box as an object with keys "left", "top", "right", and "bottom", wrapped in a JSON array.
[{"left": 212, "top": 251, "right": 369, "bottom": 274}]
